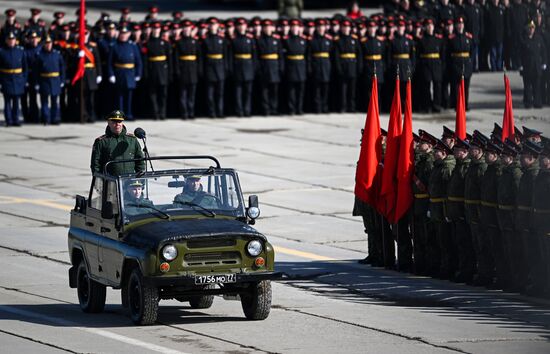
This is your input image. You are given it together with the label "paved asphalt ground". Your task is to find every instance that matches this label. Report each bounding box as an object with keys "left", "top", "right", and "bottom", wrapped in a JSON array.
[{"left": 0, "top": 2, "right": 550, "bottom": 353}]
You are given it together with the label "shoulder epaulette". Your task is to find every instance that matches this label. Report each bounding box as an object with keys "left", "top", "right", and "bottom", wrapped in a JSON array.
[
  {"left": 435, "top": 34, "right": 443, "bottom": 39},
  {"left": 283, "top": 35, "right": 289, "bottom": 40},
  {"left": 95, "top": 134, "right": 107, "bottom": 141},
  {"left": 465, "top": 32, "right": 473, "bottom": 39},
  {"left": 325, "top": 34, "right": 333, "bottom": 40},
  {"left": 246, "top": 33, "right": 254, "bottom": 39},
  {"left": 377, "top": 35, "right": 386, "bottom": 41},
  {"left": 273, "top": 33, "right": 281, "bottom": 39},
  {"left": 405, "top": 34, "right": 414, "bottom": 40},
  {"left": 351, "top": 34, "right": 358, "bottom": 39},
  {"left": 448, "top": 34, "right": 456, "bottom": 39},
  {"left": 126, "top": 133, "right": 136, "bottom": 137}
]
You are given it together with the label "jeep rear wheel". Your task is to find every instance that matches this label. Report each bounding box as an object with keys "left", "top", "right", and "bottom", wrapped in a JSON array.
[
  {"left": 241, "top": 280, "right": 271, "bottom": 320},
  {"left": 76, "top": 260, "right": 106, "bottom": 313},
  {"left": 127, "top": 267, "right": 159, "bottom": 325},
  {"left": 189, "top": 284, "right": 215, "bottom": 309}
]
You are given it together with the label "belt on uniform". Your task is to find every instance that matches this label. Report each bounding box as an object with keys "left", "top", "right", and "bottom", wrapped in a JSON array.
[
  {"left": 533, "top": 208, "right": 550, "bottom": 214},
  {"left": 261, "top": 53, "right": 279, "bottom": 60},
  {"left": 340, "top": 53, "right": 356, "bottom": 59},
  {"left": 498, "top": 204, "right": 515, "bottom": 211},
  {"left": 448, "top": 196, "right": 465, "bottom": 202},
  {"left": 414, "top": 193, "right": 429, "bottom": 199},
  {"left": 234, "top": 53, "right": 252, "bottom": 59},
  {"left": 40, "top": 72, "right": 60, "bottom": 78},
  {"left": 84, "top": 63, "right": 95, "bottom": 68},
  {"left": 286, "top": 55, "right": 305, "bottom": 60},
  {"left": 393, "top": 54, "right": 410, "bottom": 59},
  {"left": 451, "top": 52, "right": 470, "bottom": 58},
  {"left": 179, "top": 55, "right": 197, "bottom": 61},
  {"left": 207, "top": 54, "right": 223, "bottom": 59},
  {"left": 0, "top": 68, "right": 22, "bottom": 74},
  {"left": 517, "top": 205, "right": 532, "bottom": 211},
  {"left": 364, "top": 54, "right": 382, "bottom": 60},
  {"left": 420, "top": 53, "right": 440, "bottom": 59},
  {"left": 114, "top": 63, "right": 135, "bottom": 69},
  {"left": 313, "top": 52, "right": 330, "bottom": 58},
  {"left": 481, "top": 201, "right": 498, "bottom": 207},
  {"left": 148, "top": 55, "right": 167, "bottom": 62},
  {"left": 465, "top": 199, "right": 480, "bottom": 205},
  {"left": 430, "top": 198, "right": 445, "bottom": 203}
]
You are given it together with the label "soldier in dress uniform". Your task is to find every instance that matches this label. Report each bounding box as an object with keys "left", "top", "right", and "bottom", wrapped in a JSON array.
[
  {"left": 257, "top": 19, "right": 284, "bottom": 116},
  {"left": 283, "top": 19, "right": 307, "bottom": 115},
  {"left": 417, "top": 18, "right": 444, "bottom": 113},
  {"left": 333, "top": 19, "right": 361, "bottom": 113},
  {"left": 97, "top": 22, "right": 118, "bottom": 117},
  {"left": 360, "top": 20, "right": 385, "bottom": 111},
  {"left": 0, "top": 31, "right": 27, "bottom": 126},
  {"left": 389, "top": 19, "right": 415, "bottom": 103},
  {"left": 75, "top": 28, "right": 102, "bottom": 122},
  {"left": 0, "top": 9, "right": 22, "bottom": 44},
  {"left": 202, "top": 18, "right": 228, "bottom": 118},
  {"left": 309, "top": 19, "right": 332, "bottom": 114},
  {"left": 22, "top": 30, "right": 42, "bottom": 123},
  {"left": 107, "top": 25, "right": 142, "bottom": 120},
  {"left": 50, "top": 12, "right": 66, "bottom": 41},
  {"left": 174, "top": 20, "right": 201, "bottom": 119},
  {"left": 463, "top": 0, "right": 483, "bottom": 72},
  {"left": 448, "top": 16, "right": 473, "bottom": 110},
  {"left": 441, "top": 19, "right": 454, "bottom": 109},
  {"left": 231, "top": 18, "right": 256, "bottom": 117},
  {"left": 24, "top": 8, "right": 46, "bottom": 39},
  {"left": 119, "top": 7, "right": 131, "bottom": 24},
  {"left": 143, "top": 22, "right": 171, "bottom": 120},
  {"left": 532, "top": 142, "right": 550, "bottom": 295},
  {"left": 34, "top": 35, "right": 65, "bottom": 125},
  {"left": 520, "top": 21, "right": 547, "bottom": 109}
]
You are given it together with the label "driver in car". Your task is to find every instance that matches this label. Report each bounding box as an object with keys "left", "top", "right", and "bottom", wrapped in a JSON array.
[
  {"left": 173, "top": 175, "right": 220, "bottom": 209},
  {"left": 124, "top": 180, "right": 154, "bottom": 214}
]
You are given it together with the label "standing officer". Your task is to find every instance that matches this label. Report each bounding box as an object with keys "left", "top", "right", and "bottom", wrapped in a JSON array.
[
  {"left": 463, "top": 0, "right": 483, "bottom": 72},
  {"left": 464, "top": 135, "right": 487, "bottom": 285},
  {"left": 22, "top": 30, "right": 42, "bottom": 123},
  {"left": 360, "top": 20, "right": 385, "bottom": 111},
  {"left": 532, "top": 143, "right": 550, "bottom": 295},
  {"left": 1, "top": 9, "right": 22, "bottom": 43},
  {"left": 34, "top": 35, "right": 65, "bottom": 125},
  {"left": 448, "top": 17, "right": 473, "bottom": 110},
  {"left": 520, "top": 21, "right": 547, "bottom": 109},
  {"left": 257, "top": 19, "right": 284, "bottom": 116},
  {"left": 446, "top": 138, "right": 472, "bottom": 282},
  {"left": 75, "top": 28, "right": 102, "bottom": 123},
  {"left": 231, "top": 18, "right": 256, "bottom": 117},
  {"left": 485, "top": 0, "right": 505, "bottom": 71},
  {"left": 496, "top": 140, "right": 522, "bottom": 291},
  {"left": 283, "top": 19, "right": 308, "bottom": 115},
  {"left": 309, "top": 19, "right": 332, "bottom": 114},
  {"left": 416, "top": 18, "right": 444, "bottom": 113},
  {"left": 90, "top": 110, "right": 145, "bottom": 176},
  {"left": 24, "top": 8, "right": 45, "bottom": 38},
  {"left": 144, "top": 22, "right": 171, "bottom": 120},
  {"left": 174, "top": 20, "right": 201, "bottom": 119},
  {"left": 412, "top": 130, "right": 436, "bottom": 275},
  {"left": 107, "top": 24, "right": 142, "bottom": 120},
  {"left": 0, "top": 31, "right": 27, "bottom": 126},
  {"left": 389, "top": 20, "right": 415, "bottom": 100},
  {"left": 202, "top": 18, "right": 228, "bottom": 118},
  {"left": 333, "top": 19, "right": 361, "bottom": 113},
  {"left": 507, "top": 0, "right": 529, "bottom": 70},
  {"left": 428, "top": 139, "right": 456, "bottom": 279}
]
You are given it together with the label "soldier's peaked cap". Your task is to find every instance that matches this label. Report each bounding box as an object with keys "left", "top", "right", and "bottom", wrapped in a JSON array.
[
  {"left": 522, "top": 126, "right": 542, "bottom": 138},
  {"left": 521, "top": 141, "right": 542, "bottom": 157},
  {"left": 434, "top": 139, "right": 452, "bottom": 154},
  {"left": 419, "top": 129, "right": 438, "bottom": 145},
  {"left": 128, "top": 180, "right": 143, "bottom": 187},
  {"left": 5, "top": 9, "right": 16, "bottom": 16},
  {"left": 442, "top": 126, "right": 455, "bottom": 138},
  {"left": 454, "top": 138, "right": 470, "bottom": 150},
  {"left": 484, "top": 141, "right": 503, "bottom": 154},
  {"left": 502, "top": 139, "right": 520, "bottom": 157},
  {"left": 106, "top": 110, "right": 126, "bottom": 121}
]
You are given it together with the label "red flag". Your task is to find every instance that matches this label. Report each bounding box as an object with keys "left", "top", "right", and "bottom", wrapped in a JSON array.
[
  {"left": 71, "top": 0, "right": 86, "bottom": 85},
  {"left": 455, "top": 76, "right": 466, "bottom": 140},
  {"left": 379, "top": 78, "right": 402, "bottom": 219},
  {"left": 502, "top": 73, "right": 515, "bottom": 141},
  {"left": 393, "top": 80, "right": 414, "bottom": 223},
  {"left": 354, "top": 76, "right": 382, "bottom": 208}
]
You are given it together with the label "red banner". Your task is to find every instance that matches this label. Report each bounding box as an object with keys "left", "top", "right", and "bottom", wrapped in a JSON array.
[{"left": 71, "top": 0, "right": 86, "bottom": 85}]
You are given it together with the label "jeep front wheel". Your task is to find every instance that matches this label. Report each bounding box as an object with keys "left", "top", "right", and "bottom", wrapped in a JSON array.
[
  {"left": 189, "top": 284, "right": 215, "bottom": 309},
  {"left": 241, "top": 280, "right": 271, "bottom": 320},
  {"left": 76, "top": 260, "right": 106, "bottom": 313},
  {"left": 127, "top": 267, "right": 159, "bottom": 325}
]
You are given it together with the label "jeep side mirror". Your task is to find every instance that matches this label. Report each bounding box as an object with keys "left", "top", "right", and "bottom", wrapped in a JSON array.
[
  {"left": 102, "top": 201, "right": 114, "bottom": 219},
  {"left": 247, "top": 195, "right": 260, "bottom": 223}
]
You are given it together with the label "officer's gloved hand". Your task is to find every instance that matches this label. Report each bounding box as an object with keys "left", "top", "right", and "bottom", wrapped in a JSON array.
[
  {"left": 96, "top": 76, "right": 102, "bottom": 84},
  {"left": 78, "top": 50, "right": 85, "bottom": 58},
  {"left": 543, "top": 64, "right": 548, "bottom": 71},
  {"left": 519, "top": 66, "right": 523, "bottom": 76},
  {"left": 34, "top": 84, "right": 39, "bottom": 91},
  {"left": 109, "top": 75, "right": 116, "bottom": 83},
  {"left": 135, "top": 76, "right": 141, "bottom": 82},
  {"left": 445, "top": 217, "right": 451, "bottom": 223},
  {"left": 25, "top": 82, "right": 29, "bottom": 88},
  {"left": 426, "top": 210, "right": 431, "bottom": 219},
  {"left": 60, "top": 83, "right": 64, "bottom": 88}
]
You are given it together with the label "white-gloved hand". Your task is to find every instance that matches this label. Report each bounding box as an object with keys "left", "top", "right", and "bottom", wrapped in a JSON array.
[
  {"left": 60, "top": 83, "right": 64, "bottom": 88},
  {"left": 135, "top": 76, "right": 141, "bottom": 82},
  {"left": 542, "top": 64, "right": 547, "bottom": 70},
  {"left": 109, "top": 75, "right": 116, "bottom": 83},
  {"left": 78, "top": 50, "right": 85, "bottom": 58},
  {"left": 426, "top": 210, "right": 431, "bottom": 218},
  {"left": 96, "top": 76, "right": 102, "bottom": 84},
  {"left": 25, "top": 82, "right": 29, "bottom": 87},
  {"left": 34, "top": 84, "right": 39, "bottom": 91}
]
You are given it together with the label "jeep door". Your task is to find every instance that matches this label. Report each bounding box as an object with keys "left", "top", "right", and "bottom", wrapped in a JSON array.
[{"left": 83, "top": 176, "right": 104, "bottom": 279}]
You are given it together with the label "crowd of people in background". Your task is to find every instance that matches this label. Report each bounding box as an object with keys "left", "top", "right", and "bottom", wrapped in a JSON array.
[{"left": 0, "top": 0, "right": 548, "bottom": 126}]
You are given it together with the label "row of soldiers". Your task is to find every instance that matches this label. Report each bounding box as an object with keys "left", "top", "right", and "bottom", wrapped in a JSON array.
[
  {"left": 354, "top": 125, "right": 550, "bottom": 297},
  {"left": 1, "top": 4, "right": 547, "bottom": 125}
]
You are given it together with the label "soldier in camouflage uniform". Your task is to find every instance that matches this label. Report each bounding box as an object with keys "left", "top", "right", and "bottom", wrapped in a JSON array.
[
  {"left": 496, "top": 140, "right": 523, "bottom": 291},
  {"left": 446, "top": 138, "right": 472, "bottom": 283},
  {"left": 428, "top": 139, "right": 456, "bottom": 279},
  {"left": 464, "top": 135, "right": 488, "bottom": 285},
  {"left": 532, "top": 142, "right": 550, "bottom": 295}
]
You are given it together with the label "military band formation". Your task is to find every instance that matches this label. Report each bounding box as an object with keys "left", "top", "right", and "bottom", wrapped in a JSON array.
[{"left": 0, "top": 0, "right": 548, "bottom": 126}]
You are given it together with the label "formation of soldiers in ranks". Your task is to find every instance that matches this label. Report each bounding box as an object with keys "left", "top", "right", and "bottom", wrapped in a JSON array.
[
  {"left": 355, "top": 125, "right": 550, "bottom": 298},
  {"left": 0, "top": 0, "right": 548, "bottom": 126}
]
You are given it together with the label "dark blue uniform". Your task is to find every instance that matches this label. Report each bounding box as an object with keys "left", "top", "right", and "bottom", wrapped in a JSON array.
[
  {"left": 35, "top": 47, "right": 65, "bottom": 124},
  {"left": 97, "top": 35, "right": 116, "bottom": 117},
  {"left": 230, "top": 33, "right": 256, "bottom": 117},
  {"left": 22, "top": 43, "right": 41, "bottom": 122},
  {"left": 107, "top": 39, "right": 142, "bottom": 119},
  {"left": 0, "top": 44, "right": 27, "bottom": 126}
]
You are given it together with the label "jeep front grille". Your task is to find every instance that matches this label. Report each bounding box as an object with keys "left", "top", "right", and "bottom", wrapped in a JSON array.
[
  {"left": 186, "top": 238, "right": 236, "bottom": 249},
  {"left": 183, "top": 251, "right": 241, "bottom": 267}
]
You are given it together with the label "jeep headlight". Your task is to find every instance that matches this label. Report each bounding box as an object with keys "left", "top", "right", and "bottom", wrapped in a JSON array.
[
  {"left": 162, "top": 244, "right": 178, "bottom": 261},
  {"left": 246, "top": 240, "right": 263, "bottom": 257}
]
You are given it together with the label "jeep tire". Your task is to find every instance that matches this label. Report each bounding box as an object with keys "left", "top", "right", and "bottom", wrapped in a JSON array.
[
  {"left": 241, "top": 280, "right": 271, "bottom": 320},
  {"left": 76, "top": 260, "right": 106, "bottom": 313},
  {"left": 189, "top": 284, "right": 215, "bottom": 309},
  {"left": 127, "top": 267, "right": 159, "bottom": 325}
]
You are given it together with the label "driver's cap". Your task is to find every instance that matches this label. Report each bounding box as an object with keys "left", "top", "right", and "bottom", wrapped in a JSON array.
[
  {"left": 186, "top": 175, "right": 202, "bottom": 180},
  {"left": 128, "top": 180, "right": 143, "bottom": 187}
]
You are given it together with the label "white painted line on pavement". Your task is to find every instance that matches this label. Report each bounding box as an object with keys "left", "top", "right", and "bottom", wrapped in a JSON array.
[{"left": 0, "top": 305, "right": 189, "bottom": 354}]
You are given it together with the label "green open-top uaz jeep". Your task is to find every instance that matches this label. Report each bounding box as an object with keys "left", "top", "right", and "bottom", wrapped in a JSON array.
[{"left": 68, "top": 156, "right": 280, "bottom": 325}]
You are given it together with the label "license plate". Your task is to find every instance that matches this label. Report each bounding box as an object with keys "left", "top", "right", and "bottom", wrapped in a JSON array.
[{"left": 194, "top": 273, "right": 236, "bottom": 285}]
